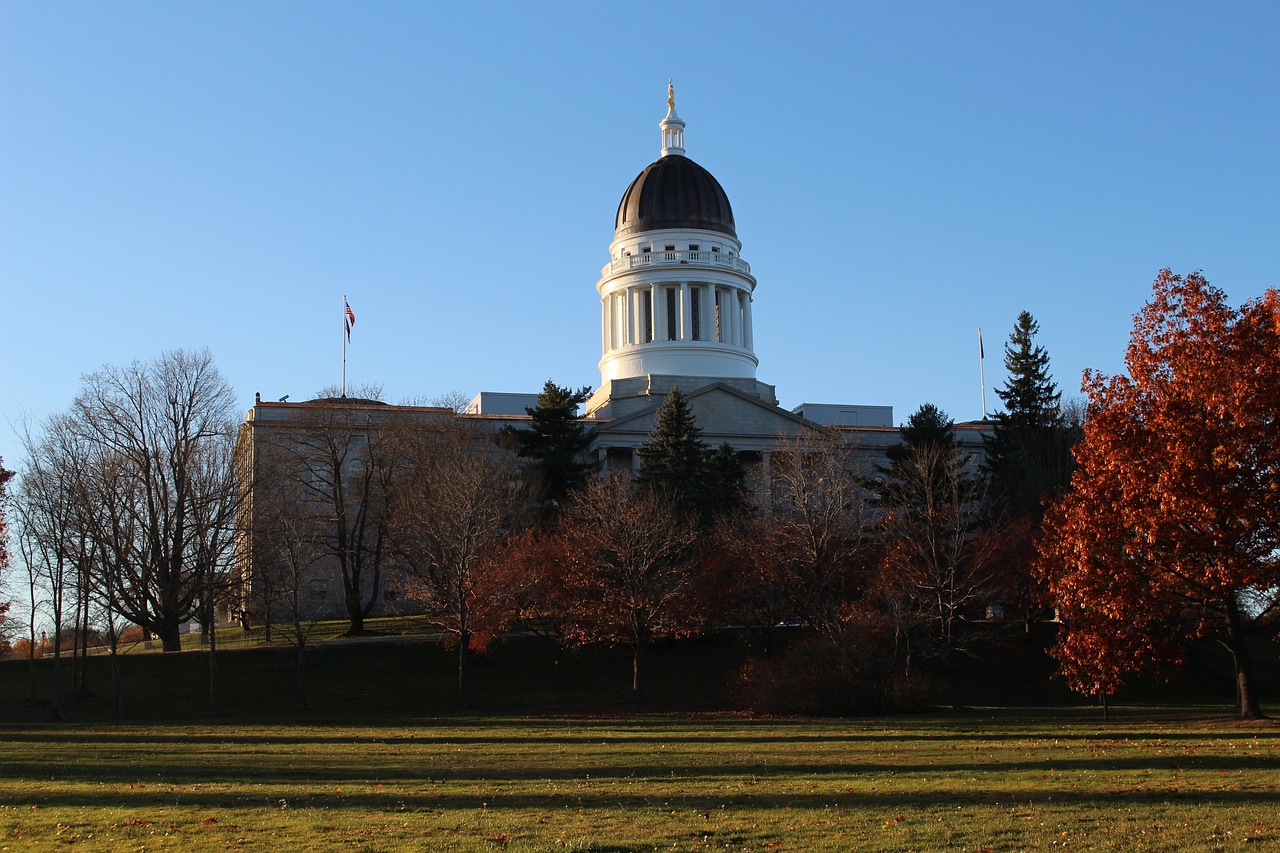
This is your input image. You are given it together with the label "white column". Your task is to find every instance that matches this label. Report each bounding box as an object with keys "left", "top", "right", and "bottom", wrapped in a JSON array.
[
  {"left": 680, "top": 282, "right": 692, "bottom": 341},
  {"left": 732, "top": 286, "right": 742, "bottom": 343},
  {"left": 743, "top": 293, "right": 754, "bottom": 350},
  {"left": 652, "top": 284, "right": 665, "bottom": 343},
  {"left": 616, "top": 292, "right": 626, "bottom": 347},
  {"left": 629, "top": 285, "right": 640, "bottom": 345},
  {"left": 602, "top": 295, "right": 611, "bottom": 353}
]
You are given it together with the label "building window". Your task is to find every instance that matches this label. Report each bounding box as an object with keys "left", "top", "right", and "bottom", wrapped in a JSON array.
[
  {"left": 666, "top": 288, "right": 677, "bottom": 340},
  {"left": 642, "top": 246, "right": 651, "bottom": 254},
  {"left": 664, "top": 245, "right": 675, "bottom": 251},
  {"left": 689, "top": 244, "right": 700, "bottom": 251},
  {"left": 691, "top": 286, "right": 702, "bottom": 340},
  {"left": 642, "top": 290, "right": 653, "bottom": 343}
]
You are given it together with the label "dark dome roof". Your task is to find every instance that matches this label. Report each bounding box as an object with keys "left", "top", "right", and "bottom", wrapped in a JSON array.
[{"left": 614, "top": 154, "right": 736, "bottom": 239}]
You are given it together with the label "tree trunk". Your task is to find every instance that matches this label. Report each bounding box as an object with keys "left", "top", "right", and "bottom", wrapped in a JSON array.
[
  {"left": 297, "top": 639, "right": 308, "bottom": 711},
  {"left": 157, "top": 617, "right": 183, "bottom": 652},
  {"left": 458, "top": 633, "right": 471, "bottom": 707},
  {"left": 207, "top": 616, "right": 219, "bottom": 716},
  {"left": 631, "top": 644, "right": 645, "bottom": 702},
  {"left": 50, "top": 628, "right": 64, "bottom": 721},
  {"left": 111, "top": 652, "right": 123, "bottom": 718},
  {"left": 1224, "top": 601, "right": 1263, "bottom": 720}
]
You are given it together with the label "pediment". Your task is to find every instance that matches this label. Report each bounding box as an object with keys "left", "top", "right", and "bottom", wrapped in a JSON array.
[{"left": 592, "top": 381, "right": 823, "bottom": 451}]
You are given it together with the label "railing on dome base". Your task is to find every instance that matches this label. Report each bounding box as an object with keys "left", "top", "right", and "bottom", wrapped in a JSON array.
[{"left": 602, "top": 250, "right": 750, "bottom": 277}]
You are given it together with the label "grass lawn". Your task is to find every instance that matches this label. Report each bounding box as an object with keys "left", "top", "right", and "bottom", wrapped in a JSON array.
[{"left": 1, "top": 712, "right": 1278, "bottom": 851}]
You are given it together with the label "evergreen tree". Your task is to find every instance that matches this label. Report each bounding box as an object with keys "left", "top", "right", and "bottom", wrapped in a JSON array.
[
  {"left": 637, "top": 387, "right": 708, "bottom": 506},
  {"left": 504, "top": 380, "right": 597, "bottom": 514},
  {"left": 884, "top": 403, "right": 956, "bottom": 466},
  {"left": 991, "top": 312, "right": 1063, "bottom": 429},
  {"left": 702, "top": 441, "right": 748, "bottom": 520},
  {"left": 878, "top": 403, "right": 961, "bottom": 507},
  {"left": 636, "top": 387, "right": 747, "bottom": 524},
  {"left": 983, "top": 312, "right": 1079, "bottom": 520}
]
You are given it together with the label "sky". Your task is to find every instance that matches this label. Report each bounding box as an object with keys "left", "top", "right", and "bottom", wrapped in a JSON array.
[{"left": 2, "top": 1, "right": 1278, "bottom": 471}]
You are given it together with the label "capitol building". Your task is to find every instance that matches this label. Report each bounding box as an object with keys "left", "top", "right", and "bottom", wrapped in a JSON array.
[{"left": 234, "top": 85, "right": 989, "bottom": 617}]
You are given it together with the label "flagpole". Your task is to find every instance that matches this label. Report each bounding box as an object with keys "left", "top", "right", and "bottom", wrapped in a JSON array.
[
  {"left": 342, "top": 293, "right": 348, "bottom": 398},
  {"left": 978, "top": 327, "right": 987, "bottom": 420}
]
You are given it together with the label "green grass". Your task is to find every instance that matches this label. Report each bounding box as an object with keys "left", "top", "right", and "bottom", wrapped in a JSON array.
[{"left": 1, "top": 713, "right": 1278, "bottom": 851}]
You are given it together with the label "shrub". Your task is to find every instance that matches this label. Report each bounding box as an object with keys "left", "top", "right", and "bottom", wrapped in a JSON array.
[{"left": 735, "top": 625, "right": 934, "bottom": 715}]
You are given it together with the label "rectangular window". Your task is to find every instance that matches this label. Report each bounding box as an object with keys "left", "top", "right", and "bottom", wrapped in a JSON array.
[
  {"left": 691, "top": 286, "right": 702, "bottom": 340},
  {"left": 643, "top": 290, "right": 653, "bottom": 343},
  {"left": 666, "top": 288, "right": 677, "bottom": 340}
]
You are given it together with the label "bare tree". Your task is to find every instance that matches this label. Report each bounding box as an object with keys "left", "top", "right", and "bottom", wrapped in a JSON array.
[
  {"left": 248, "top": 465, "right": 332, "bottom": 710},
  {"left": 65, "top": 348, "right": 241, "bottom": 652},
  {"left": 878, "top": 443, "right": 1003, "bottom": 710},
  {"left": 14, "top": 418, "right": 89, "bottom": 718},
  {"left": 388, "top": 419, "right": 532, "bottom": 706},
  {"left": 757, "top": 432, "right": 880, "bottom": 643},
  {"left": 558, "top": 477, "right": 701, "bottom": 701},
  {"left": 256, "top": 400, "right": 399, "bottom": 635}
]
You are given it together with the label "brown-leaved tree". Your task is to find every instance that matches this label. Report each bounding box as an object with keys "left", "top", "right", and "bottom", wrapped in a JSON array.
[{"left": 1036, "top": 270, "right": 1280, "bottom": 718}]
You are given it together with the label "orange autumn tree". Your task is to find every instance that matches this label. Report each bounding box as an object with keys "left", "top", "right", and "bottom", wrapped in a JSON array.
[{"left": 1036, "top": 270, "right": 1280, "bottom": 718}]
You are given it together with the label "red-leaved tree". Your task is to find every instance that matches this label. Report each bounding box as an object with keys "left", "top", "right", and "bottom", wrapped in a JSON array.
[{"left": 1036, "top": 270, "right": 1280, "bottom": 718}]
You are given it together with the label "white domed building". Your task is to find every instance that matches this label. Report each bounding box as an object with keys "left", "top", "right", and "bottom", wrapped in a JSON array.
[{"left": 571, "top": 85, "right": 893, "bottom": 479}]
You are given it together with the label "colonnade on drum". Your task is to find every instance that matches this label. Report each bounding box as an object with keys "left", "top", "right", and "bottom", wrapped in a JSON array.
[{"left": 601, "top": 281, "right": 754, "bottom": 352}]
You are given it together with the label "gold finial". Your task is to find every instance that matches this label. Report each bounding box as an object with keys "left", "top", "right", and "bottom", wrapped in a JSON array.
[{"left": 667, "top": 79, "right": 675, "bottom": 110}]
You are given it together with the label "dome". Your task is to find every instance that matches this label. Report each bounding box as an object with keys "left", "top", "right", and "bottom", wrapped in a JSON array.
[{"left": 614, "top": 154, "right": 736, "bottom": 239}]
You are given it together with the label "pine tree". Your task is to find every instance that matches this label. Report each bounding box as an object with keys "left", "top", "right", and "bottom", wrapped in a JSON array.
[
  {"left": 993, "top": 312, "right": 1063, "bottom": 429},
  {"left": 878, "top": 403, "right": 961, "bottom": 508},
  {"left": 702, "top": 441, "right": 748, "bottom": 520},
  {"left": 504, "top": 380, "right": 597, "bottom": 513},
  {"left": 983, "top": 312, "right": 1077, "bottom": 520},
  {"left": 637, "top": 387, "right": 708, "bottom": 508}
]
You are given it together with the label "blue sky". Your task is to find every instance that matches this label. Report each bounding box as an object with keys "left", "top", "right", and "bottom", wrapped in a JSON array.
[{"left": 2, "top": 2, "right": 1277, "bottom": 468}]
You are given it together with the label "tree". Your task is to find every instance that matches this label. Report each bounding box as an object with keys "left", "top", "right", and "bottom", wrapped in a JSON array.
[
  {"left": 637, "top": 387, "right": 707, "bottom": 504},
  {"left": 750, "top": 432, "right": 879, "bottom": 643},
  {"left": 16, "top": 418, "right": 97, "bottom": 716},
  {"left": 0, "top": 458, "right": 12, "bottom": 656},
  {"left": 246, "top": 461, "right": 333, "bottom": 710},
  {"left": 388, "top": 420, "right": 532, "bottom": 706},
  {"left": 261, "top": 399, "right": 399, "bottom": 636},
  {"left": 558, "top": 477, "right": 701, "bottom": 700},
  {"left": 503, "top": 380, "right": 597, "bottom": 517},
  {"left": 1035, "top": 270, "right": 1280, "bottom": 719},
  {"left": 876, "top": 403, "right": 958, "bottom": 505},
  {"left": 64, "top": 349, "right": 241, "bottom": 652},
  {"left": 983, "top": 311, "right": 1078, "bottom": 521},
  {"left": 877, "top": 442, "right": 1003, "bottom": 709},
  {"left": 637, "top": 387, "right": 746, "bottom": 525}
]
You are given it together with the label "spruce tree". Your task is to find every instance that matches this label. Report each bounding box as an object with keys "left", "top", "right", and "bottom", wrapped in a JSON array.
[
  {"left": 993, "top": 312, "right": 1063, "bottom": 429},
  {"left": 702, "top": 441, "right": 748, "bottom": 520},
  {"left": 637, "top": 386, "right": 708, "bottom": 507},
  {"left": 878, "top": 403, "right": 961, "bottom": 508},
  {"left": 637, "top": 389, "right": 747, "bottom": 525},
  {"left": 504, "top": 380, "right": 597, "bottom": 513},
  {"left": 983, "top": 311, "right": 1077, "bottom": 520}
]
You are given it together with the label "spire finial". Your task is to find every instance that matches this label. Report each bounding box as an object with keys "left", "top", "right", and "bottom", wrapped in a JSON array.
[{"left": 659, "top": 79, "right": 685, "bottom": 157}]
